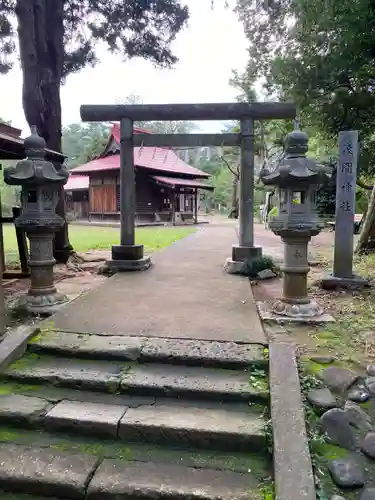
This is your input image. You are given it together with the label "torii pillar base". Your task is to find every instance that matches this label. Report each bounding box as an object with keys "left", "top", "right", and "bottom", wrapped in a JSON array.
[{"left": 102, "top": 244, "right": 151, "bottom": 273}]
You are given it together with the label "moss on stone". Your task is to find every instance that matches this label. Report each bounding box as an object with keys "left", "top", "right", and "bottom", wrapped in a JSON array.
[
  {"left": 6, "top": 352, "right": 42, "bottom": 371},
  {"left": 253, "top": 482, "right": 274, "bottom": 500},
  {"left": 0, "top": 381, "right": 44, "bottom": 396},
  {"left": 0, "top": 429, "right": 20, "bottom": 441},
  {"left": 360, "top": 400, "right": 372, "bottom": 409},
  {"left": 29, "top": 331, "right": 42, "bottom": 344},
  {"left": 248, "top": 367, "right": 269, "bottom": 392},
  {"left": 299, "top": 355, "right": 347, "bottom": 378},
  {"left": 0, "top": 425, "right": 271, "bottom": 478},
  {"left": 0, "top": 493, "right": 50, "bottom": 500},
  {"left": 312, "top": 442, "right": 348, "bottom": 460},
  {"left": 50, "top": 440, "right": 133, "bottom": 459}
]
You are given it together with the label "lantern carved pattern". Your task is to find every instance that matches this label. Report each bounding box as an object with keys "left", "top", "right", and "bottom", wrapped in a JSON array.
[
  {"left": 4, "top": 127, "right": 69, "bottom": 315},
  {"left": 260, "top": 124, "right": 330, "bottom": 318}
]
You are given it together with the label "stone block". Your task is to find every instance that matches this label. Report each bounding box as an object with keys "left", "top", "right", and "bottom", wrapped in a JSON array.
[
  {"left": 0, "top": 325, "right": 38, "bottom": 370},
  {"left": 119, "top": 404, "right": 265, "bottom": 451},
  {"left": 232, "top": 244, "right": 262, "bottom": 262},
  {"left": 4, "top": 356, "right": 123, "bottom": 394},
  {"left": 223, "top": 258, "right": 244, "bottom": 275},
  {"left": 320, "top": 366, "right": 359, "bottom": 392},
  {"left": 269, "top": 340, "right": 316, "bottom": 500},
  {"left": 0, "top": 443, "right": 97, "bottom": 498},
  {"left": 0, "top": 394, "right": 51, "bottom": 426},
  {"left": 141, "top": 337, "right": 267, "bottom": 369},
  {"left": 104, "top": 256, "right": 151, "bottom": 272},
  {"left": 120, "top": 363, "right": 268, "bottom": 403},
  {"left": 45, "top": 400, "right": 128, "bottom": 437},
  {"left": 111, "top": 244, "right": 144, "bottom": 261},
  {"left": 321, "top": 274, "right": 369, "bottom": 291},
  {"left": 87, "top": 459, "right": 256, "bottom": 500},
  {"left": 257, "top": 269, "right": 277, "bottom": 280},
  {"left": 30, "top": 331, "right": 143, "bottom": 361}
]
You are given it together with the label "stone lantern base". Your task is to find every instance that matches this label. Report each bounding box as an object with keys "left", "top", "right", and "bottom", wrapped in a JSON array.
[
  {"left": 257, "top": 300, "right": 335, "bottom": 324},
  {"left": 272, "top": 298, "right": 324, "bottom": 318},
  {"left": 16, "top": 291, "right": 68, "bottom": 316}
]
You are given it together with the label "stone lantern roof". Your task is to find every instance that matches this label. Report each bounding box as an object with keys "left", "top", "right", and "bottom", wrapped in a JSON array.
[
  {"left": 4, "top": 126, "right": 69, "bottom": 187},
  {"left": 260, "top": 125, "right": 330, "bottom": 188}
]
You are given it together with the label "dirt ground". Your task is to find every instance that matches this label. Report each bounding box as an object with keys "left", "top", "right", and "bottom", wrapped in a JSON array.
[
  {"left": 2, "top": 250, "right": 110, "bottom": 332},
  {"left": 252, "top": 226, "right": 375, "bottom": 371},
  {"left": 4, "top": 222, "right": 373, "bottom": 371}
]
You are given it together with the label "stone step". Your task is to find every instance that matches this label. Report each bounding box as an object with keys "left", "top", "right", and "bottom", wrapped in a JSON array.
[
  {"left": 0, "top": 424, "right": 271, "bottom": 476},
  {"left": 0, "top": 393, "right": 265, "bottom": 452},
  {"left": 120, "top": 363, "right": 269, "bottom": 402},
  {"left": 87, "top": 457, "right": 258, "bottom": 500},
  {"left": 3, "top": 354, "right": 269, "bottom": 403},
  {"left": 0, "top": 443, "right": 98, "bottom": 499},
  {"left": 0, "top": 443, "right": 261, "bottom": 500},
  {"left": 0, "top": 495, "right": 63, "bottom": 500},
  {"left": 29, "top": 331, "right": 267, "bottom": 369}
]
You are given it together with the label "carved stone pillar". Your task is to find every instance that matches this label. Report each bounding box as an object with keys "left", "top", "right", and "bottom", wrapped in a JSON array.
[
  {"left": 260, "top": 124, "right": 331, "bottom": 320},
  {"left": 4, "top": 127, "right": 69, "bottom": 314}
]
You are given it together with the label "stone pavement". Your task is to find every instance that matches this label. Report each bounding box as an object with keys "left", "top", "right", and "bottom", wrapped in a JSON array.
[
  {"left": 0, "top": 219, "right": 311, "bottom": 499},
  {"left": 49, "top": 222, "right": 266, "bottom": 344}
]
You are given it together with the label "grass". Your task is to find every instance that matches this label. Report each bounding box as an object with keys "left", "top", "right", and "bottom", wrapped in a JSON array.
[
  {"left": 278, "top": 249, "right": 375, "bottom": 370},
  {"left": 308, "top": 251, "right": 375, "bottom": 368},
  {"left": 2, "top": 223, "right": 196, "bottom": 263}
]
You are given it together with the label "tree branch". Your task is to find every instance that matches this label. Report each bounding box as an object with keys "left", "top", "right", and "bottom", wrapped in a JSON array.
[
  {"left": 219, "top": 155, "right": 239, "bottom": 178},
  {"left": 357, "top": 178, "right": 374, "bottom": 190}
]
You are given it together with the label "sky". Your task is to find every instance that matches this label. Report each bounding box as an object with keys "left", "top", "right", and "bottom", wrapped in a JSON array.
[{"left": 0, "top": 0, "right": 250, "bottom": 136}]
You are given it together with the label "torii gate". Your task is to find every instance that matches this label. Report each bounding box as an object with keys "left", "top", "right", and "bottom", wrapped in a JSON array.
[{"left": 80, "top": 102, "right": 296, "bottom": 271}]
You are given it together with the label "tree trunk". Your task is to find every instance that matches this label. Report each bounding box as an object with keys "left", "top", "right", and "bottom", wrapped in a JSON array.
[
  {"left": 355, "top": 184, "right": 375, "bottom": 253},
  {"left": 228, "top": 175, "right": 239, "bottom": 219},
  {"left": 15, "top": 0, "right": 71, "bottom": 263}
]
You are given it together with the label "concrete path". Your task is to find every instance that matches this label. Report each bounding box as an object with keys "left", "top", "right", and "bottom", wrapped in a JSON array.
[{"left": 50, "top": 223, "right": 266, "bottom": 344}]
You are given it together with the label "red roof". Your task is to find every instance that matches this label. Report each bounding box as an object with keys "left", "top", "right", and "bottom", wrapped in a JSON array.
[
  {"left": 71, "top": 124, "right": 209, "bottom": 178},
  {"left": 64, "top": 175, "right": 89, "bottom": 191},
  {"left": 152, "top": 176, "right": 214, "bottom": 191}
]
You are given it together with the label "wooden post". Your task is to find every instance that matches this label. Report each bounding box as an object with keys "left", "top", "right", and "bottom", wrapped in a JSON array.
[
  {"left": 172, "top": 192, "right": 176, "bottom": 226},
  {"left": 194, "top": 190, "right": 198, "bottom": 224},
  {"left": 120, "top": 118, "right": 135, "bottom": 246},
  {"left": 13, "top": 207, "right": 29, "bottom": 274}
]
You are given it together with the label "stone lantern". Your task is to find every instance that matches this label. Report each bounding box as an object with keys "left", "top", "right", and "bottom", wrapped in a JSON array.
[
  {"left": 260, "top": 124, "right": 330, "bottom": 319},
  {"left": 4, "top": 127, "right": 69, "bottom": 314}
]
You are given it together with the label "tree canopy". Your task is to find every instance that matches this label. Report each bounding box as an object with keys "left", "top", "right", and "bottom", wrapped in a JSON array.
[
  {"left": 0, "top": 0, "right": 189, "bottom": 261},
  {"left": 235, "top": 0, "right": 375, "bottom": 176},
  {"left": 0, "top": 1, "right": 189, "bottom": 76}
]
